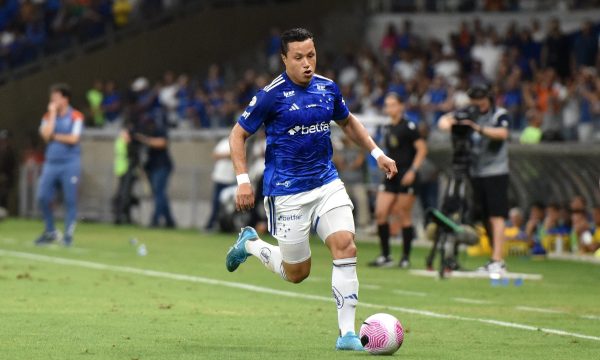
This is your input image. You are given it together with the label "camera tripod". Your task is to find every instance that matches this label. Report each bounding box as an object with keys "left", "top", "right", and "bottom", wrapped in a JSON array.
[{"left": 424, "top": 159, "right": 477, "bottom": 278}]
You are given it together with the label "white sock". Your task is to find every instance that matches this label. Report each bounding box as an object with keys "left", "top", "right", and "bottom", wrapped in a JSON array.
[
  {"left": 332, "top": 257, "right": 358, "bottom": 336},
  {"left": 245, "top": 238, "right": 287, "bottom": 280}
]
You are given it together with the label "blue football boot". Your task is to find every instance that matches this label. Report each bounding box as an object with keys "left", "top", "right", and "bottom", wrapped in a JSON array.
[
  {"left": 335, "top": 331, "right": 364, "bottom": 351},
  {"left": 225, "top": 227, "right": 258, "bottom": 272}
]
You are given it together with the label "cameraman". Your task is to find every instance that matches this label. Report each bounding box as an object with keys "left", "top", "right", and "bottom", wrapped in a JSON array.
[{"left": 438, "top": 84, "right": 510, "bottom": 275}]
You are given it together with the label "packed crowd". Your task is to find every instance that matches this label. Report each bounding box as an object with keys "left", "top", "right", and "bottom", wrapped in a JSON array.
[
  {"left": 0, "top": 0, "right": 177, "bottom": 69},
  {"left": 503, "top": 195, "right": 600, "bottom": 255},
  {"left": 86, "top": 17, "right": 600, "bottom": 142}
]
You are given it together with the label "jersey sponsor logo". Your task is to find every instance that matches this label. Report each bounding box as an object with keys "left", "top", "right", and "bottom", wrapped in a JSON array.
[
  {"left": 283, "top": 90, "right": 295, "bottom": 98},
  {"left": 288, "top": 103, "right": 300, "bottom": 111},
  {"left": 287, "top": 121, "right": 330, "bottom": 136},
  {"left": 277, "top": 214, "right": 302, "bottom": 222},
  {"left": 249, "top": 96, "right": 257, "bottom": 107},
  {"left": 306, "top": 104, "right": 317, "bottom": 108},
  {"left": 275, "top": 181, "right": 291, "bottom": 188}
]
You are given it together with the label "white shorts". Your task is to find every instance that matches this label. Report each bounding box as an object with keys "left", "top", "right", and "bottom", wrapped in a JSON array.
[{"left": 264, "top": 179, "right": 355, "bottom": 264}]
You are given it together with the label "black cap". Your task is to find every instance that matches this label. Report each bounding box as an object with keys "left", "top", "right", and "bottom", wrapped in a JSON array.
[{"left": 467, "top": 83, "right": 491, "bottom": 99}]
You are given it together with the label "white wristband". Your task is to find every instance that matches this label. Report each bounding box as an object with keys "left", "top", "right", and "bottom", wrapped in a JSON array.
[
  {"left": 370, "top": 147, "right": 385, "bottom": 160},
  {"left": 236, "top": 173, "right": 251, "bottom": 185}
]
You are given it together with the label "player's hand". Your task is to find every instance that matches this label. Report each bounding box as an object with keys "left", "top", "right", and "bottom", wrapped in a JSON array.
[
  {"left": 235, "top": 183, "right": 255, "bottom": 212},
  {"left": 401, "top": 170, "right": 415, "bottom": 186},
  {"left": 47, "top": 102, "right": 58, "bottom": 116},
  {"left": 377, "top": 155, "right": 397, "bottom": 180},
  {"left": 458, "top": 119, "right": 478, "bottom": 130}
]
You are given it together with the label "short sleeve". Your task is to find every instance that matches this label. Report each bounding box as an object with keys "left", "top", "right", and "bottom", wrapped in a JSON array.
[
  {"left": 407, "top": 121, "right": 421, "bottom": 143},
  {"left": 493, "top": 112, "right": 510, "bottom": 128},
  {"left": 332, "top": 83, "right": 350, "bottom": 122},
  {"left": 238, "top": 90, "right": 272, "bottom": 134}
]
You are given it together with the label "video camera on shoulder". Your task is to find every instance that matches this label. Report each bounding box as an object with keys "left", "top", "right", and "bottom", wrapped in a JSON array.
[{"left": 451, "top": 105, "right": 480, "bottom": 138}]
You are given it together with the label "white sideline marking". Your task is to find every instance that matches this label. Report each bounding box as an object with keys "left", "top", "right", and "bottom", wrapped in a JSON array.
[
  {"left": 1, "top": 249, "right": 599, "bottom": 342},
  {"left": 393, "top": 289, "right": 428, "bottom": 297},
  {"left": 516, "top": 306, "right": 565, "bottom": 314},
  {"left": 453, "top": 297, "right": 493, "bottom": 305},
  {"left": 582, "top": 315, "right": 600, "bottom": 321}
]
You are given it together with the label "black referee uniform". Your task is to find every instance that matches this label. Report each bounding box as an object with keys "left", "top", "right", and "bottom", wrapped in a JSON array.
[{"left": 381, "top": 118, "right": 421, "bottom": 194}]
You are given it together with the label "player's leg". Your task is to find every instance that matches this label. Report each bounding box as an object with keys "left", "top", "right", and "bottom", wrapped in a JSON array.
[
  {"left": 35, "top": 163, "right": 60, "bottom": 244},
  {"left": 226, "top": 194, "right": 312, "bottom": 283},
  {"left": 59, "top": 160, "right": 81, "bottom": 246},
  {"left": 370, "top": 190, "right": 396, "bottom": 266},
  {"left": 486, "top": 175, "right": 509, "bottom": 274},
  {"left": 396, "top": 183, "right": 418, "bottom": 268},
  {"left": 317, "top": 206, "right": 362, "bottom": 351}
]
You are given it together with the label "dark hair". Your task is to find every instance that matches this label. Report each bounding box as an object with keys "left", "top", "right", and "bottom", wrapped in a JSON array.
[
  {"left": 385, "top": 91, "right": 404, "bottom": 103},
  {"left": 467, "top": 83, "right": 491, "bottom": 100},
  {"left": 280, "top": 28, "right": 314, "bottom": 55},
  {"left": 50, "top": 83, "right": 72, "bottom": 100}
]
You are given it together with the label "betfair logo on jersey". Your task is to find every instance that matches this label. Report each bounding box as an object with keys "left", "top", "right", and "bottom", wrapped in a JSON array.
[
  {"left": 283, "top": 90, "right": 295, "bottom": 98},
  {"left": 287, "top": 122, "right": 330, "bottom": 136},
  {"left": 277, "top": 214, "right": 302, "bottom": 222}
]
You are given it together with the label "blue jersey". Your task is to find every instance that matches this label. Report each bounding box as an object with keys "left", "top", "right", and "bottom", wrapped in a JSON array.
[
  {"left": 41, "top": 106, "right": 84, "bottom": 162},
  {"left": 238, "top": 72, "right": 350, "bottom": 196}
]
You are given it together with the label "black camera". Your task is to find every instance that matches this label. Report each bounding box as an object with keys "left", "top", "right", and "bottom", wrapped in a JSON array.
[{"left": 450, "top": 105, "right": 479, "bottom": 170}]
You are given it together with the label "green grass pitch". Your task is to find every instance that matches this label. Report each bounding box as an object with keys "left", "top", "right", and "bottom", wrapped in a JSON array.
[{"left": 1, "top": 219, "right": 599, "bottom": 359}]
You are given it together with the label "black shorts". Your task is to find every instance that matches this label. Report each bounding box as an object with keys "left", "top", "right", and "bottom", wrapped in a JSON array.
[
  {"left": 380, "top": 171, "right": 419, "bottom": 195},
  {"left": 470, "top": 174, "right": 509, "bottom": 219}
]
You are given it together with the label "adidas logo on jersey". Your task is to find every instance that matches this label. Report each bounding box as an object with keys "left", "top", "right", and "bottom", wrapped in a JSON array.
[
  {"left": 288, "top": 103, "right": 300, "bottom": 111},
  {"left": 283, "top": 90, "right": 295, "bottom": 98},
  {"left": 287, "top": 122, "right": 330, "bottom": 135}
]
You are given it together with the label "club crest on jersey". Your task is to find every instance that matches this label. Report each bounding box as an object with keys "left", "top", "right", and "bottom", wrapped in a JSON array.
[
  {"left": 287, "top": 122, "right": 330, "bottom": 135},
  {"left": 317, "top": 84, "right": 326, "bottom": 91},
  {"left": 283, "top": 90, "right": 295, "bottom": 98}
]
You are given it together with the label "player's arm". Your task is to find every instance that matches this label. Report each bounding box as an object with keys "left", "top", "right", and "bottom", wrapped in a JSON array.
[
  {"left": 39, "top": 103, "right": 57, "bottom": 142},
  {"left": 401, "top": 138, "right": 427, "bottom": 186},
  {"left": 134, "top": 134, "right": 167, "bottom": 149},
  {"left": 229, "top": 123, "right": 254, "bottom": 211},
  {"left": 47, "top": 114, "right": 83, "bottom": 145},
  {"left": 437, "top": 112, "right": 456, "bottom": 132},
  {"left": 337, "top": 113, "right": 397, "bottom": 179}
]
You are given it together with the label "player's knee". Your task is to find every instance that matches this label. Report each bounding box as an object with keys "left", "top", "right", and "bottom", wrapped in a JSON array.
[
  {"left": 285, "top": 267, "right": 310, "bottom": 284},
  {"left": 375, "top": 209, "right": 388, "bottom": 224},
  {"left": 329, "top": 233, "right": 357, "bottom": 259}
]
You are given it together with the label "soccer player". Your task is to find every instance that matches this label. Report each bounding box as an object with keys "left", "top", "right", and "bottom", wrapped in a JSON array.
[
  {"left": 369, "top": 93, "right": 427, "bottom": 268},
  {"left": 35, "top": 83, "right": 84, "bottom": 246},
  {"left": 225, "top": 28, "right": 397, "bottom": 351}
]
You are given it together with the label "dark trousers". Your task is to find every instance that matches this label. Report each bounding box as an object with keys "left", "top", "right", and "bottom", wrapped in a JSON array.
[{"left": 148, "top": 166, "right": 175, "bottom": 227}]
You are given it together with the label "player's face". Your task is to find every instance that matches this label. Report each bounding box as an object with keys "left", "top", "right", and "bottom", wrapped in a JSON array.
[
  {"left": 384, "top": 96, "right": 404, "bottom": 119},
  {"left": 282, "top": 39, "right": 316, "bottom": 86},
  {"left": 471, "top": 97, "right": 490, "bottom": 113},
  {"left": 50, "top": 91, "right": 69, "bottom": 110}
]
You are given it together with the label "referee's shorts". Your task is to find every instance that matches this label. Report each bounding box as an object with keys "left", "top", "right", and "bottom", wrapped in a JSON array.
[{"left": 470, "top": 174, "right": 509, "bottom": 219}]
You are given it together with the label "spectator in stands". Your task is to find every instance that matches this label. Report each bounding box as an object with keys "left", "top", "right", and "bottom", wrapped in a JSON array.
[
  {"left": 265, "top": 27, "right": 281, "bottom": 74},
  {"left": 542, "top": 18, "right": 570, "bottom": 79},
  {"left": 188, "top": 88, "right": 209, "bottom": 128},
  {"left": 505, "top": 207, "right": 527, "bottom": 241},
  {"left": 572, "top": 209, "right": 593, "bottom": 253},
  {"left": 158, "top": 70, "right": 179, "bottom": 126},
  {"left": 205, "top": 137, "right": 235, "bottom": 231},
  {"left": 525, "top": 202, "right": 545, "bottom": 245},
  {"left": 587, "top": 206, "right": 600, "bottom": 253},
  {"left": 572, "top": 20, "right": 598, "bottom": 69},
  {"left": 519, "top": 108, "right": 543, "bottom": 144},
  {"left": 112, "top": 0, "right": 133, "bottom": 27},
  {"left": 101, "top": 79, "right": 123, "bottom": 127},
  {"left": 87, "top": 79, "right": 104, "bottom": 126},
  {"left": 380, "top": 23, "right": 399, "bottom": 61}
]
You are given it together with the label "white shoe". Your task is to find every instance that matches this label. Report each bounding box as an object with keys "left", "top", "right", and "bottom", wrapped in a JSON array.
[{"left": 478, "top": 260, "right": 507, "bottom": 279}]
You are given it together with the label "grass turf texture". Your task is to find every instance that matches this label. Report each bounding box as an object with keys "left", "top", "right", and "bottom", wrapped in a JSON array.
[{"left": 1, "top": 219, "right": 599, "bottom": 359}]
